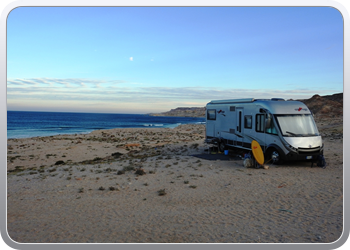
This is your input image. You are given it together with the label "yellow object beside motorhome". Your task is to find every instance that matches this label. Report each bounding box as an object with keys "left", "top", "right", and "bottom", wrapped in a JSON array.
[{"left": 251, "top": 140, "right": 264, "bottom": 165}]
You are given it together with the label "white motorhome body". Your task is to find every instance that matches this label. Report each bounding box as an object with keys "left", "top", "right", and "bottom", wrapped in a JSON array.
[{"left": 205, "top": 98, "right": 324, "bottom": 164}]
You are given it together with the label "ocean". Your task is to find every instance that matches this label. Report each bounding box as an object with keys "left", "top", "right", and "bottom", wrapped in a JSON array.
[{"left": 7, "top": 111, "right": 205, "bottom": 139}]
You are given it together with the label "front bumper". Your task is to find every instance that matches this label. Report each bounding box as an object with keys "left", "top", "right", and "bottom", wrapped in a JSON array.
[{"left": 285, "top": 148, "right": 323, "bottom": 161}]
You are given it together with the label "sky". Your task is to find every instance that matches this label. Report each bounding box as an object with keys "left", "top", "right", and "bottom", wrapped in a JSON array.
[{"left": 6, "top": 6, "right": 344, "bottom": 114}]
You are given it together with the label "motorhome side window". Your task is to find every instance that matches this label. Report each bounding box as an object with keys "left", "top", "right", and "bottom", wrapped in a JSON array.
[
  {"left": 244, "top": 115, "right": 252, "bottom": 129},
  {"left": 256, "top": 114, "right": 265, "bottom": 133},
  {"left": 207, "top": 109, "right": 216, "bottom": 120}
]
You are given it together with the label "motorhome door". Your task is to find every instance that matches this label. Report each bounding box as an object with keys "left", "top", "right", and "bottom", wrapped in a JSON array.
[
  {"left": 236, "top": 107, "right": 243, "bottom": 146},
  {"left": 206, "top": 109, "right": 216, "bottom": 137}
]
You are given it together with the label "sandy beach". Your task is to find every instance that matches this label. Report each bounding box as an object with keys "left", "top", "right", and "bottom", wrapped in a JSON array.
[{"left": 6, "top": 117, "right": 343, "bottom": 243}]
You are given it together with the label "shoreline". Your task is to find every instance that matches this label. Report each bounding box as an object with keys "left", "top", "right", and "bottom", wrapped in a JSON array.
[
  {"left": 7, "top": 124, "right": 207, "bottom": 172},
  {"left": 7, "top": 120, "right": 344, "bottom": 243},
  {"left": 7, "top": 120, "right": 206, "bottom": 141}
]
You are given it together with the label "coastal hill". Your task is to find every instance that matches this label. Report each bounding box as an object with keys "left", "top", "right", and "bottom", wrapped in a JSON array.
[
  {"left": 149, "top": 93, "right": 343, "bottom": 118},
  {"left": 149, "top": 107, "right": 206, "bottom": 117},
  {"left": 299, "top": 93, "right": 343, "bottom": 118}
]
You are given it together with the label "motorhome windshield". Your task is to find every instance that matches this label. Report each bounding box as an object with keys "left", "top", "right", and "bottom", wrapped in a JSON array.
[{"left": 275, "top": 114, "right": 320, "bottom": 137}]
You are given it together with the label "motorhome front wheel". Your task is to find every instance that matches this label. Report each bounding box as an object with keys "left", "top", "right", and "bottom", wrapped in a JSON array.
[{"left": 269, "top": 149, "right": 283, "bottom": 165}]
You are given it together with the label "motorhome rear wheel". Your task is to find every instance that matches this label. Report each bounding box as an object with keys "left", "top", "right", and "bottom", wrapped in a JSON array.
[{"left": 218, "top": 142, "right": 226, "bottom": 152}]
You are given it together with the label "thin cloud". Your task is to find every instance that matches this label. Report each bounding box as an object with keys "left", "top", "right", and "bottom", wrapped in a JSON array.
[
  {"left": 7, "top": 78, "right": 127, "bottom": 88},
  {"left": 9, "top": 79, "right": 39, "bottom": 86},
  {"left": 7, "top": 78, "right": 341, "bottom": 113}
]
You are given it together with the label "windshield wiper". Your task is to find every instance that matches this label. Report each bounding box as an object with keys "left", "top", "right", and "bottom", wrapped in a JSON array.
[
  {"left": 306, "top": 133, "right": 320, "bottom": 136},
  {"left": 285, "top": 131, "right": 309, "bottom": 137},
  {"left": 286, "top": 131, "right": 298, "bottom": 136}
]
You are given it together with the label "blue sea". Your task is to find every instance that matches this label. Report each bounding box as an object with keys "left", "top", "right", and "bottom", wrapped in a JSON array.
[{"left": 7, "top": 111, "right": 205, "bottom": 139}]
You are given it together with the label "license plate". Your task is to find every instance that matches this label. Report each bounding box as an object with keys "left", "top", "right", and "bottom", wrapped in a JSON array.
[{"left": 306, "top": 156, "right": 312, "bottom": 160}]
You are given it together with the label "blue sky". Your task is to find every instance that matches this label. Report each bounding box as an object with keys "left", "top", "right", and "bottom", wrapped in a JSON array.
[{"left": 7, "top": 7, "right": 343, "bottom": 113}]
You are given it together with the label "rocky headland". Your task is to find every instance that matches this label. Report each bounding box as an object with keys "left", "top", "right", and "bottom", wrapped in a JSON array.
[{"left": 149, "top": 107, "right": 206, "bottom": 117}]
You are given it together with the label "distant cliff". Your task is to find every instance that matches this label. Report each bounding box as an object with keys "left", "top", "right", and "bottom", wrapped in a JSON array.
[
  {"left": 149, "top": 93, "right": 343, "bottom": 118},
  {"left": 299, "top": 93, "right": 343, "bottom": 118},
  {"left": 149, "top": 107, "right": 206, "bottom": 117}
]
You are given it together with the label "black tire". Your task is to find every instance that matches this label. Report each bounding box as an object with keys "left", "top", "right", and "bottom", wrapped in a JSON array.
[
  {"left": 267, "top": 148, "right": 284, "bottom": 165},
  {"left": 218, "top": 141, "right": 226, "bottom": 152}
]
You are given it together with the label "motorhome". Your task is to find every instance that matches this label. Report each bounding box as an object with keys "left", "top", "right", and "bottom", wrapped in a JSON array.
[{"left": 205, "top": 98, "right": 324, "bottom": 164}]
